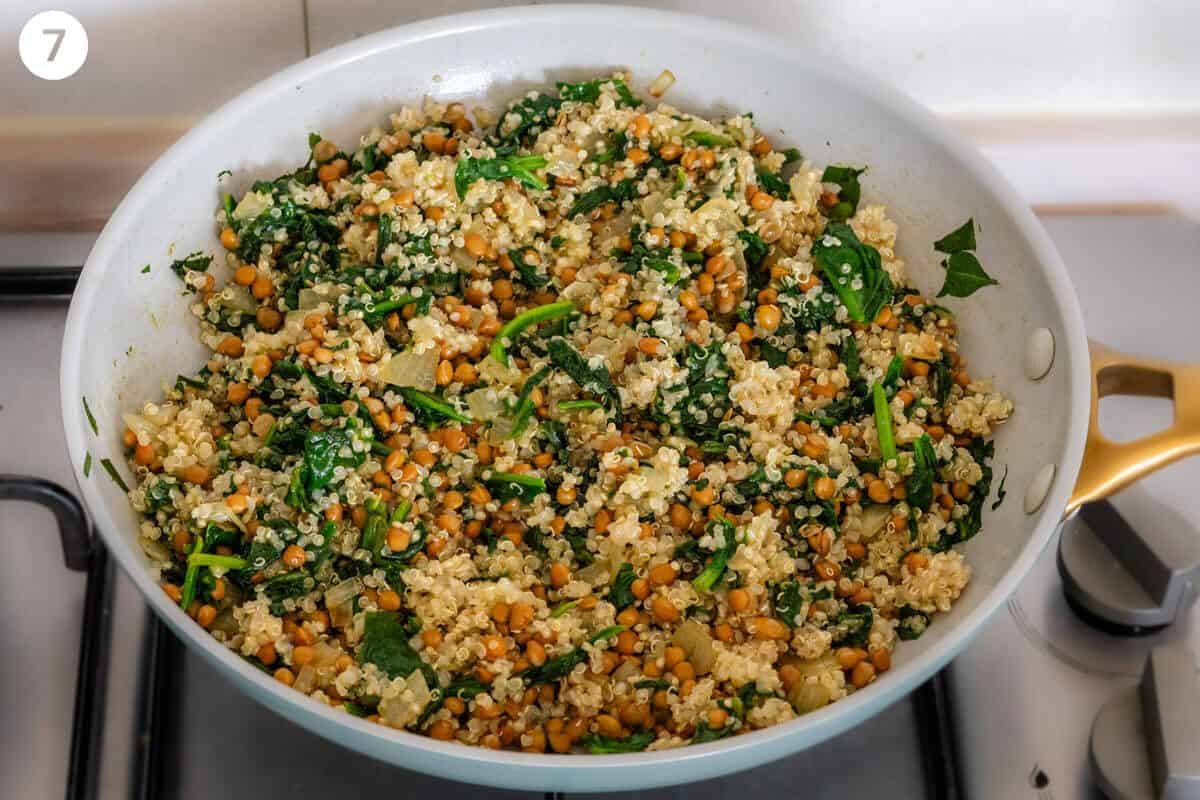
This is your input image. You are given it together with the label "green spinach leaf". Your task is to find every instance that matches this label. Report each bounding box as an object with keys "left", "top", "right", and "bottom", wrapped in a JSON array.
[
  {"left": 547, "top": 337, "right": 623, "bottom": 423},
  {"left": 932, "top": 353, "right": 954, "bottom": 408},
  {"left": 811, "top": 222, "right": 891, "bottom": 324},
  {"left": 144, "top": 477, "right": 177, "bottom": 512},
  {"left": 609, "top": 563, "right": 637, "bottom": 609},
  {"left": 840, "top": 335, "right": 860, "bottom": 382},
  {"left": 557, "top": 78, "right": 638, "bottom": 107},
  {"left": 897, "top": 606, "right": 931, "bottom": 640},
  {"left": 770, "top": 580, "right": 805, "bottom": 628},
  {"left": 933, "top": 218, "right": 976, "bottom": 253},
  {"left": 169, "top": 252, "right": 212, "bottom": 279},
  {"left": 581, "top": 731, "right": 656, "bottom": 753},
  {"left": 358, "top": 612, "right": 436, "bottom": 685},
  {"left": 492, "top": 92, "right": 560, "bottom": 148},
  {"left": 933, "top": 219, "right": 997, "bottom": 298},
  {"left": 651, "top": 342, "right": 731, "bottom": 443},
  {"left": 833, "top": 603, "right": 873, "bottom": 646},
  {"left": 455, "top": 153, "right": 547, "bottom": 198},
  {"left": 692, "top": 723, "right": 736, "bottom": 744},
  {"left": 907, "top": 434, "right": 938, "bottom": 512},
  {"left": 567, "top": 178, "right": 639, "bottom": 219},
  {"left": 564, "top": 528, "right": 594, "bottom": 566},
  {"left": 820, "top": 165, "right": 865, "bottom": 221},
  {"left": 483, "top": 471, "right": 546, "bottom": 503},
  {"left": 508, "top": 246, "right": 550, "bottom": 288},
  {"left": 937, "top": 251, "right": 998, "bottom": 298},
  {"left": 757, "top": 169, "right": 790, "bottom": 200},
  {"left": 693, "top": 517, "right": 739, "bottom": 592},
  {"left": 397, "top": 387, "right": 472, "bottom": 425}
]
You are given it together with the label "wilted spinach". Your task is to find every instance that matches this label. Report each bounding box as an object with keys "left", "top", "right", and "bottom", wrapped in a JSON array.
[
  {"left": 581, "top": 731, "right": 656, "bottom": 753},
  {"left": 358, "top": 612, "right": 436, "bottom": 686},
  {"left": 906, "top": 434, "right": 938, "bottom": 512},
  {"left": 483, "top": 471, "right": 546, "bottom": 503},
  {"left": 566, "top": 178, "right": 639, "bottom": 219},
  {"left": 833, "top": 603, "right": 873, "bottom": 646},
  {"left": 693, "top": 517, "right": 739, "bottom": 592},
  {"left": 820, "top": 164, "right": 865, "bottom": 220},
  {"left": 455, "top": 152, "right": 548, "bottom": 198},
  {"left": 547, "top": 337, "right": 622, "bottom": 422},
  {"left": 609, "top": 563, "right": 637, "bottom": 609},
  {"left": 169, "top": 252, "right": 212, "bottom": 279},
  {"left": 557, "top": 78, "right": 639, "bottom": 107},
  {"left": 651, "top": 342, "right": 731, "bottom": 444},
  {"left": 811, "top": 222, "right": 891, "bottom": 324}
]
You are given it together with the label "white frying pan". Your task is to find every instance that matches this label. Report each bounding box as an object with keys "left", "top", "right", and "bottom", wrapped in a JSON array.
[{"left": 58, "top": 5, "right": 1200, "bottom": 791}]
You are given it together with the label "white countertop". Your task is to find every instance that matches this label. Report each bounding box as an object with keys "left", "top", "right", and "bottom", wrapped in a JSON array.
[{"left": 2, "top": 0, "right": 1200, "bottom": 229}]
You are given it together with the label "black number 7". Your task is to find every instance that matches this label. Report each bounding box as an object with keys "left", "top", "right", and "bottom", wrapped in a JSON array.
[{"left": 43, "top": 28, "right": 66, "bottom": 61}]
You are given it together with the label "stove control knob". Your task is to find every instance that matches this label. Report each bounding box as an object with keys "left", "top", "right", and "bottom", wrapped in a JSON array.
[
  {"left": 1058, "top": 489, "right": 1200, "bottom": 635},
  {"left": 1091, "top": 647, "right": 1200, "bottom": 800}
]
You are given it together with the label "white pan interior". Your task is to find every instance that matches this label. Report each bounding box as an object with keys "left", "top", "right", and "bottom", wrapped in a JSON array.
[{"left": 60, "top": 5, "right": 1090, "bottom": 791}]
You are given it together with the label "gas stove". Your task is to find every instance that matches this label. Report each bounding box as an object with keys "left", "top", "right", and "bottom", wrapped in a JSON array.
[{"left": 2, "top": 214, "right": 1196, "bottom": 800}]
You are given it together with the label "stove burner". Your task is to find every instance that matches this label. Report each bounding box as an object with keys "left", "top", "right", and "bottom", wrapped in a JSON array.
[{"left": 0, "top": 474, "right": 106, "bottom": 800}]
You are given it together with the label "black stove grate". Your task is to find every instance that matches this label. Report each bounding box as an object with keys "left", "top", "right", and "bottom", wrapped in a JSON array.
[{"left": 0, "top": 473, "right": 109, "bottom": 800}]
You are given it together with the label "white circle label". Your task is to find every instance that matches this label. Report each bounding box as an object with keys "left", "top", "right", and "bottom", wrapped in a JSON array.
[{"left": 19, "top": 11, "right": 88, "bottom": 81}]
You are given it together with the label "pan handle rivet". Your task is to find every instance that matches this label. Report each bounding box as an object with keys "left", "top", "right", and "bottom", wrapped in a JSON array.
[
  {"left": 1025, "top": 463, "right": 1056, "bottom": 514},
  {"left": 1024, "top": 328, "right": 1055, "bottom": 381}
]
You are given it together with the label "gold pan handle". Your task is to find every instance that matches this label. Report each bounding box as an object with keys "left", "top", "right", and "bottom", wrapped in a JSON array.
[{"left": 1067, "top": 340, "right": 1200, "bottom": 516}]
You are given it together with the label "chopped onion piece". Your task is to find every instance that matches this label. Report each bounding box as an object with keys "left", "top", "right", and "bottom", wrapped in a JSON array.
[
  {"left": 377, "top": 349, "right": 438, "bottom": 391},
  {"left": 122, "top": 412, "right": 159, "bottom": 443},
  {"left": 612, "top": 660, "right": 640, "bottom": 684},
  {"left": 795, "top": 652, "right": 840, "bottom": 677},
  {"left": 671, "top": 619, "right": 716, "bottom": 675},
  {"left": 208, "top": 608, "right": 239, "bottom": 636},
  {"left": 293, "top": 664, "right": 318, "bottom": 693},
  {"left": 329, "top": 601, "right": 354, "bottom": 632},
  {"left": 233, "top": 190, "right": 272, "bottom": 221},
  {"left": 379, "top": 670, "right": 430, "bottom": 727},
  {"left": 472, "top": 106, "right": 496, "bottom": 129},
  {"left": 298, "top": 283, "right": 339, "bottom": 310},
  {"left": 219, "top": 285, "right": 258, "bottom": 315},
  {"left": 325, "top": 577, "right": 363, "bottom": 609},
  {"left": 638, "top": 193, "right": 664, "bottom": 221},
  {"left": 648, "top": 69, "right": 675, "bottom": 98},
  {"left": 189, "top": 502, "right": 248, "bottom": 533},
  {"left": 858, "top": 505, "right": 892, "bottom": 541},
  {"left": 465, "top": 387, "right": 506, "bottom": 421},
  {"left": 139, "top": 537, "right": 171, "bottom": 564},
  {"left": 692, "top": 197, "right": 742, "bottom": 239},
  {"left": 451, "top": 247, "right": 476, "bottom": 272},
  {"left": 790, "top": 680, "right": 831, "bottom": 714},
  {"left": 485, "top": 415, "right": 515, "bottom": 445},
  {"left": 574, "top": 562, "right": 609, "bottom": 586}
]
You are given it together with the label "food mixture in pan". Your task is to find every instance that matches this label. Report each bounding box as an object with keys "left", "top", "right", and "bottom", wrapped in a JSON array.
[{"left": 117, "top": 74, "right": 1010, "bottom": 753}]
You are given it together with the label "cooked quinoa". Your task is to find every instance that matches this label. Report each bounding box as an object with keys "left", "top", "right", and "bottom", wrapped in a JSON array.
[{"left": 120, "top": 74, "right": 1011, "bottom": 753}]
